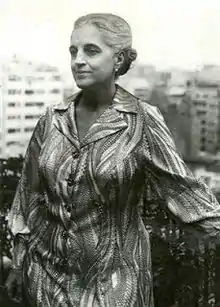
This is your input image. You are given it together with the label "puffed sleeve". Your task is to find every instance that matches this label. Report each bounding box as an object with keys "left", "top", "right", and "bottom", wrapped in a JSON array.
[
  {"left": 7, "top": 107, "right": 50, "bottom": 270},
  {"left": 141, "top": 101, "right": 220, "bottom": 240}
]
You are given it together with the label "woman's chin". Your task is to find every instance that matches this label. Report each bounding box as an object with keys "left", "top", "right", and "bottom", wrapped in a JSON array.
[{"left": 75, "top": 80, "right": 95, "bottom": 89}]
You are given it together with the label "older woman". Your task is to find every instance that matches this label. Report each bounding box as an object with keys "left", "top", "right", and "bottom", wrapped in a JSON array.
[{"left": 5, "top": 13, "right": 220, "bottom": 307}]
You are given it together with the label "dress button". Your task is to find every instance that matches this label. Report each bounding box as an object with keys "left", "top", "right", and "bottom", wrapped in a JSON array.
[
  {"left": 100, "top": 285, "right": 105, "bottom": 295},
  {"left": 72, "top": 151, "right": 80, "bottom": 159},
  {"left": 66, "top": 205, "right": 71, "bottom": 213},
  {"left": 67, "top": 177, "right": 74, "bottom": 186}
]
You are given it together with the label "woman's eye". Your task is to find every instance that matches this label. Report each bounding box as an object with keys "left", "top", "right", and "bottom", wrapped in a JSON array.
[{"left": 85, "top": 47, "right": 99, "bottom": 55}]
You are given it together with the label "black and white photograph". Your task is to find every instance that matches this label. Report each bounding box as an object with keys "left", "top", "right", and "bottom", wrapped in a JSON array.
[{"left": 1, "top": 1, "right": 220, "bottom": 306}]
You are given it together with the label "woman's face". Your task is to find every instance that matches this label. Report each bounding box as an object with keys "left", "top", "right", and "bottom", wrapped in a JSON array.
[{"left": 70, "top": 24, "right": 117, "bottom": 89}]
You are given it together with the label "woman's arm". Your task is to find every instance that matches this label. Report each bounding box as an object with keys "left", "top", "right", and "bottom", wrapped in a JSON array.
[
  {"left": 7, "top": 108, "right": 49, "bottom": 270},
  {"left": 141, "top": 101, "right": 220, "bottom": 240}
]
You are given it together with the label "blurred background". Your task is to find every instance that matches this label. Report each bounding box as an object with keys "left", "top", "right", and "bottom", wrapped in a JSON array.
[
  {"left": 1, "top": 0, "right": 220, "bottom": 184},
  {"left": 1, "top": 1, "right": 220, "bottom": 306}
]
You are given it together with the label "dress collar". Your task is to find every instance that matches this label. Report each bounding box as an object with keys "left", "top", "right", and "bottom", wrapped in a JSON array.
[{"left": 53, "top": 84, "right": 138, "bottom": 114}]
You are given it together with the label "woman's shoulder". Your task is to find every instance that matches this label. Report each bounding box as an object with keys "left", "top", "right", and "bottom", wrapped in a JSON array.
[
  {"left": 117, "top": 85, "right": 164, "bottom": 123},
  {"left": 138, "top": 99, "right": 165, "bottom": 123}
]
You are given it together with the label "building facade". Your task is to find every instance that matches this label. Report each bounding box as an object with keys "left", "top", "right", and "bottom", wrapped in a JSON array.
[
  {"left": 0, "top": 56, "right": 64, "bottom": 158},
  {"left": 165, "top": 76, "right": 220, "bottom": 159},
  {"left": 117, "top": 64, "right": 159, "bottom": 101},
  {"left": 189, "top": 81, "right": 220, "bottom": 157}
]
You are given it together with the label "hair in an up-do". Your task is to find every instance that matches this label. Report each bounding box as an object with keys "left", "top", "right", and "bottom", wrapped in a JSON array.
[{"left": 74, "top": 13, "right": 137, "bottom": 77}]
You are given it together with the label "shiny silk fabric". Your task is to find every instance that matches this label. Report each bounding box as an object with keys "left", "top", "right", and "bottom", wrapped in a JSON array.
[{"left": 8, "top": 85, "right": 220, "bottom": 306}]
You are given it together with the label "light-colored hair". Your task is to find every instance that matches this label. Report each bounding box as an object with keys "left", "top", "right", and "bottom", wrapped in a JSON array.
[{"left": 74, "top": 13, "right": 137, "bottom": 77}]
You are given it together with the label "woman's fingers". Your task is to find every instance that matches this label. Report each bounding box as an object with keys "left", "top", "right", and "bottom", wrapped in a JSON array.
[{"left": 13, "top": 276, "right": 23, "bottom": 303}]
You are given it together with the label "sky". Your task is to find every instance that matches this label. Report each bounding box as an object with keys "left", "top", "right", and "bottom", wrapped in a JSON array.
[{"left": 1, "top": 0, "right": 220, "bottom": 73}]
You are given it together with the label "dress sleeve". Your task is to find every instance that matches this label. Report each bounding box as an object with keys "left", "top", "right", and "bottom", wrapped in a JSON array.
[
  {"left": 7, "top": 108, "right": 49, "bottom": 269},
  {"left": 141, "top": 102, "right": 220, "bottom": 240}
]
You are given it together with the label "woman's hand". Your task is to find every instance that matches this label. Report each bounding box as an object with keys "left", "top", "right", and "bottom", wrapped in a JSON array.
[{"left": 5, "top": 268, "right": 23, "bottom": 303}]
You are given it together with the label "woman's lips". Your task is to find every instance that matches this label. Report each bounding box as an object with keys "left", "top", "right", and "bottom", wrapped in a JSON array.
[{"left": 75, "top": 71, "right": 91, "bottom": 78}]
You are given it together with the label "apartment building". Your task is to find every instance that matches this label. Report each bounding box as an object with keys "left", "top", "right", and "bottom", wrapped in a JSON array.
[
  {"left": 189, "top": 81, "right": 220, "bottom": 157},
  {"left": 166, "top": 86, "right": 186, "bottom": 106},
  {"left": 165, "top": 73, "right": 220, "bottom": 159},
  {"left": 117, "top": 64, "right": 157, "bottom": 101},
  {"left": 0, "top": 55, "right": 64, "bottom": 158},
  {"left": 195, "top": 65, "right": 220, "bottom": 85}
]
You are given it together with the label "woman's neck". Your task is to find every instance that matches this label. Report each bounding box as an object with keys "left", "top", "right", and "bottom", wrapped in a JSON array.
[{"left": 81, "top": 82, "right": 116, "bottom": 111}]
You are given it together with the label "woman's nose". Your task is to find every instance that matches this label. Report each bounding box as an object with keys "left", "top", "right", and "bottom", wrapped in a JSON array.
[{"left": 74, "top": 51, "right": 86, "bottom": 65}]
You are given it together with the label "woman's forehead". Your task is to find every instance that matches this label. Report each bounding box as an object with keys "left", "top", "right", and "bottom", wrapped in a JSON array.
[{"left": 70, "top": 24, "right": 106, "bottom": 47}]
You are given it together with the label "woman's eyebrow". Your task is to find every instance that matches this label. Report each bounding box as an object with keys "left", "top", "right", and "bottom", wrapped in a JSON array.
[
  {"left": 84, "top": 44, "right": 102, "bottom": 51},
  {"left": 69, "top": 43, "right": 101, "bottom": 53}
]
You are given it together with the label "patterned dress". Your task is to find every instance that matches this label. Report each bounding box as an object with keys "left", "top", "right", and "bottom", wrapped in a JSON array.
[{"left": 8, "top": 85, "right": 220, "bottom": 306}]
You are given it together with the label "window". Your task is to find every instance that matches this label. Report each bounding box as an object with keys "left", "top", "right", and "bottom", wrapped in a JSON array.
[
  {"left": 8, "top": 128, "right": 20, "bottom": 133},
  {"left": 25, "top": 90, "right": 34, "bottom": 95},
  {"left": 200, "top": 145, "right": 205, "bottom": 151},
  {"left": 201, "top": 120, "right": 206, "bottom": 125},
  {"left": 200, "top": 137, "right": 206, "bottom": 143},
  {"left": 24, "top": 127, "right": 34, "bottom": 132},
  {"left": 25, "top": 102, "right": 44, "bottom": 107},
  {"left": 7, "top": 141, "right": 17, "bottom": 146},
  {"left": 8, "top": 102, "right": 20, "bottom": 107},
  {"left": 25, "top": 114, "right": 41, "bottom": 119},
  {"left": 26, "top": 76, "right": 44, "bottom": 83},
  {"left": 50, "top": 89, "right": 60, "bottom": 94},
  {"left": 8, "top": 102, "right": 16, "bottom": 107},
  {"left": 8, "top": 75, "right": 22, "bottom": 81},
  {"left": 36, "top": 66, "right": 57, "bottom": 72},
  {"left": 25, "top": 102, "right": 35, "bottom": 107},
  {"left": 36, "top": 102, "right": 44, "bottom": 107},
  {"left": 8, "top": 115, "right": 21, "bottom": 119},
  {"left": 194, "top": 101, "right": 206, "bottom": 107},
  {"left": 201, "top": 127, "right": 206, "bottom": 134},
  {"left": 8, "top": 89, "right": 22, "bottom": 95},
  {"left": 52, "top": 75, "right": 61, "bottom": 81},
  {"left": 197, "top": 110, "right": 206, "bottom": 116}
]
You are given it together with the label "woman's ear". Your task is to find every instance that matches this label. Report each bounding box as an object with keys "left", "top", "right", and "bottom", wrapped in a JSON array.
[{"left": 114, "top": 51, "right": 125, "bottom": 72}]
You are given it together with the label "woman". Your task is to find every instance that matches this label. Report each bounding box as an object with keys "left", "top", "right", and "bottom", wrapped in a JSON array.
[{"left": 5, "top": 13, "right": 220, "bottom": 307}]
